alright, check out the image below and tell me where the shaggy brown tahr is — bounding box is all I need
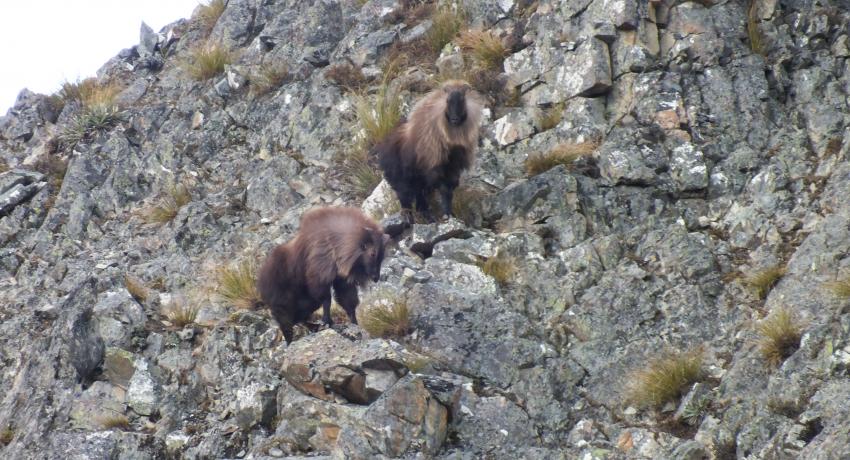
[376,79,484,223]
[257,207,390,344]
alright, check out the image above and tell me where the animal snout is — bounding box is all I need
[449,116,461,124]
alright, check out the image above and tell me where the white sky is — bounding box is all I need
[0,0,201,113]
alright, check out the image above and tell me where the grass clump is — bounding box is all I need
[525,141,598,176]
[326,63,369,93]
[184,43,233,80]
[451,185,488,225]
[97,414,131,431]
[626,349,704,409]
[477,253,517,285]
[743,265,786,300]
[164,297,200,328]
[0,426,13,446]
[824,275,850,299]
[215,259,261,310]
[56,78,124,150]
[354,73,403,149]
[338,150,383,200]
[250,62,289,97]
[359,295,411,339]
[427,5,465,53]
[757,307,802,367]
[456,29,508,70]
[59,78,121,108]
[140,182,192,225]
[197,0,226,34]
[537,102,564,132]
[124,274,150,302]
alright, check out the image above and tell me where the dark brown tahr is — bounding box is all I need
[376,79,484,223]
[257,207,390,344]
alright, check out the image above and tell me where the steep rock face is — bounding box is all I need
[2,0,850,458]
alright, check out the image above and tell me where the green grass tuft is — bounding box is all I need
[625,348,704,409]
[337,151,383,200]
[747,0,765,55]
[743,265,786,300]
[525,141,598,177]
[0,426,13,446]
[197,0,226,34]
[537,102,564,132]
[824,275,850,299]
[250,62,289,97]
[757,307,802,367]
[216,259,261,310]
[426,5,465,53]
[354,70,403,149]
[184,42,233,80]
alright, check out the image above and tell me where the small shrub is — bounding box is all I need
[197,0,226,34]
[354,76,403,149]
[164,297,200,328]
[97,414,130,431]
[757,307,802,367]
[184,43,233,80]
[359,295,411,339]
[0,426,13,446]
[824,275,850,299]
[477,253,517,285]
[325,63,368,93]
[456,29,508,70]
[124,274,150,302]
[626,348,704,409]
[525,141,598,176]
[537,102,564,132]
[743,265,786,300]
[427,5,465,53]
[216,259,261,310]
[681,394,712,425]
[140,182,192,225]
[250,62,289,97]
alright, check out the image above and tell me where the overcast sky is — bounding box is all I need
[0,0,201,113]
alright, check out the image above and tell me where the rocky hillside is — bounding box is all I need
[2,0,850,458]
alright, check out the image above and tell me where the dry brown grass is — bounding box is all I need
[164,297,200,328]
[250,62,289,97]
[359,294,411,339]
[124,274,150,302]
[139,182,192,225]
[60,78,122,109]
[625,348,704,409]
[215,259,261,310]
[325,63,369,93]
[427,5,465,53]
[456,29,508,70]
[184,42,233,80]
[96,414,130,431]
[197,0,226,34]
[452,185,488,225]
[743,265,786,300]
[537,102,564,131]
[824,275,850,299]
[525,141,598,176]
[477,253,517,285]
[757,307,802,367]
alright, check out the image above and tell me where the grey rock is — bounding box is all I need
[127,359,159,416]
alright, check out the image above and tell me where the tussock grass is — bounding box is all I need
[197,0,226,33]
[215,259,261,310]
[60,78,121,108]
[184,43,233,80]
[250,62,289,97]
[140,182,192,224]
[477,253,517,285]
[124,274,150,302]
[626,348,704,409]
[525,141,598,176]
[537,102,564,132]
[747,0,764,55]
[824,275,850,299]
[97,414,130,431]
[757,307,802,367]
[0,426,13,446]
[58,105,123,150]
[325,63,368,93]
[359,295,411,339]
[164,297,200,328]
[354,67,403,149]
[452,185,488,225]
[743,265,786,300]
[427,5,465,53]
[338,151,383,200]
[456,29,508,70]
